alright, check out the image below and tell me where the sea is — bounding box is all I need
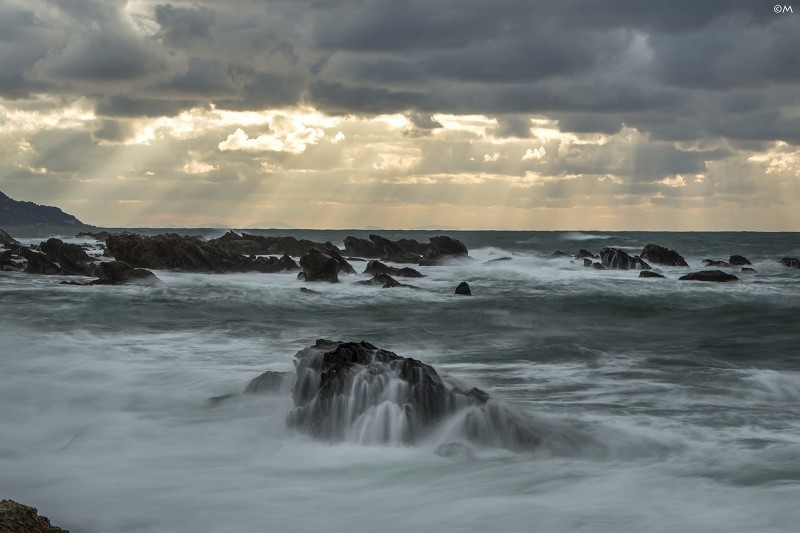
[1,229,799,532]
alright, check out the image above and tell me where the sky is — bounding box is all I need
[0,0,799,230]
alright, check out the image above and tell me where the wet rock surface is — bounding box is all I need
[639,271,666,279]
[0,499,68,533]
[780,257,800,269]
[455,281,472,295]
[679,270,739,282]
[363,260,424,278]
[599,248,651,270]
[640,244,688,267]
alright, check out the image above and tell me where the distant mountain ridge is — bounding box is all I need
[0,191,89,227]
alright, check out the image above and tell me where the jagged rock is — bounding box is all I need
[357,273,404,288]
[244,371,292,394]
[599,248,651,270]
[369,234,423,263]
[314,247,355,275]
[592,262,606,270]
[299,250,339,282]
[741,267,757,273]
[548,250,571,258]
[729,255,751,266]
[0,250,24,271]
[640,244,688,267]
[455,281,472,295]
[40,238,97,276]
[19,247,61,275]
[780,257,800,269]
[0,229,19,248]
[95,261,162,285]
[210,231,341,257]
[679,270,738,282]
[286,340,541,450]
[702,259,731,268]
[0,499,68,532]
[363,260,424,278]
[576,249,596,259]
[583,258,593,267]
[639,271,666,279]
[343,236,384,258]
[426,236,468,259]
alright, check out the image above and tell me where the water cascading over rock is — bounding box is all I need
[286,340,541,451]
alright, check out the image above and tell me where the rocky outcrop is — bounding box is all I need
[95,261,162,285]
[639,271,666,279]
[298,250,340,282]
[0,229,19,248]
[729,255,751,266]
[368,234,423,263]
[576,249,596,259]
[0,499,68,533]
[548,251,571,258]
[210,231,341,257]
[40,238,97,276]
[780,257,800,269]
[343,236,384,258]
[640,244,688,267]
[105,233,299,273]
[0,250,24,271]
[286,340,540,450]
[679,270,738,282]
[19,247,61,275]
[363,260,424,278]
[599,248,651,270]
[344,234,469,265]
[592,262,606,270]
[455,281,472,295]
[583,258,593,268]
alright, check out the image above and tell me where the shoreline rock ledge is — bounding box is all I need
[0,499,68,533]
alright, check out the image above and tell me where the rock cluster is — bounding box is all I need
[0,499,68,533]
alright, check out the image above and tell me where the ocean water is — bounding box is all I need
[1,230,799,532]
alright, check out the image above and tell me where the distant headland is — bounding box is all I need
[0,191,91,228]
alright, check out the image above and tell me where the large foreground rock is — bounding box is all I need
[286,340,540,450]
[679,270,738,282]
[599,248,651,270]
[640,244,688,267]
[298,250,340,282]
[0,499,68,533]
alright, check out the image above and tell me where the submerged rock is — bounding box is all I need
[741,267,757,273]
[286,340,541,450]
[591,262,606,270]
[599,248,651,270]
[357,273,405,288]
[583,258,593,268]
[455,281,472,295]
[548,250,571,258]
[363,260,424,278]
[0,499,68,533]
[245,370,293,394]
[780,257,800,269]
[95,261,161,285]
[702,259,731,268]
[640,244,688,267]
[483,256,512,264]
[679,270,738,282]
[639,271,665,279]
[576,249,596,259]
[729,255,752,266]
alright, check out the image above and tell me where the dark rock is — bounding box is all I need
[591,262,606,270]
[599,248,651,270]
[729,255,752,266]
[76,231,111,241]
[484,256,512,264]
[315,246,355,275]
[426,235,468,259]
[245,370,292,394]
[780,257,800,269]
[95,261,162,285]
[19,247,61,275]
[343,236,384,258]
[40,238,96,276]
[364,260,424,278]
[286,340,540,450]
[455,281,472,295]
[370,234,423,263]
[210,231,342,258]
[702,259,731,268]
[299,287,320,294]
[0,499,68,532]
[0,228,19,248]
[0,190,86,228]
[548,250,572,258]
[640,244,688,267]
[299,250,339,282]
[0,250,24,271]
[741,267,757,273]
[576,249,596,259]
[679,270,739,282]
[583,258,593,268]
[639,271,666,279]
[357,273,404,288]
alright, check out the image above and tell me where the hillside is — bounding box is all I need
[0,191,89,227]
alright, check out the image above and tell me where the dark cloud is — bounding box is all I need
[155,4,215,46]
